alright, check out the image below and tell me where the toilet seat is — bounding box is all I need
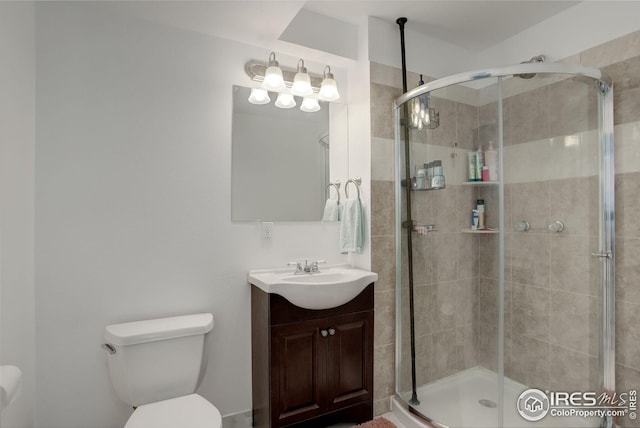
[124,394,222,428]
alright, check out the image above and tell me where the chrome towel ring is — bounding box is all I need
[326,180,341,204]
[345,177,362,199]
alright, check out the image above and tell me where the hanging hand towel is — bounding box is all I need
[340,197,364,254]
[322,198,340,222]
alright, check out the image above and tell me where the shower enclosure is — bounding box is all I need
[393,63,614,428]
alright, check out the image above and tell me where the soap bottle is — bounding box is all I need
[475,145,484,181]
[468,152,478,181]
[477,199,486,229]
[485,141,498,181]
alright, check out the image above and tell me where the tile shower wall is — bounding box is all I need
[370,30,640,426]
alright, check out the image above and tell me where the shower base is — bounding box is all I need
[394,366,598,428]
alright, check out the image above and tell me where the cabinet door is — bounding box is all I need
[271,319,327,426]
[326,311,374,411]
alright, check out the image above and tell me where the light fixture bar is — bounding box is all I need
[245,60,324,92]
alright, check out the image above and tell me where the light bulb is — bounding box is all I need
[262,52,285,91]
[275,93,296,109]
[300,97,321,113]
[318,65,340,101]
[291,59,313,96]
[248,88,271,105]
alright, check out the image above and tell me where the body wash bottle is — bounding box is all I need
[486,141,498,181]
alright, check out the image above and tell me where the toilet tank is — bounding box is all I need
[103,313,214,407]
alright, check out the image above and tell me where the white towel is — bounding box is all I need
[339,197,364,254]
[322,198,340,222]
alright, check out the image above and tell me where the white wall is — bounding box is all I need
[368,2,640,78]
[34,3,370,427]
[0,2,36,428]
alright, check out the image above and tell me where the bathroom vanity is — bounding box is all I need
[250,276,374,428]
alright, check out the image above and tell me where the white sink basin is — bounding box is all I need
[248,265,378,310]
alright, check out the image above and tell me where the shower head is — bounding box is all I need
[514,55,545,79]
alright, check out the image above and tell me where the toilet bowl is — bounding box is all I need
[102,313,222,428]
[124,394,221,428]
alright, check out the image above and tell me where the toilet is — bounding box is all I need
[103,313,222,428]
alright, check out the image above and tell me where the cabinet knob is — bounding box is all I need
[328,328,336,336]
[320,329,328,337]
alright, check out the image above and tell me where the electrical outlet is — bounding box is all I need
[262,222,273,240]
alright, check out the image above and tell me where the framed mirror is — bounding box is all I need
[231,85,348,221]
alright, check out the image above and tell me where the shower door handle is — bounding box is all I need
[591,252,612,259]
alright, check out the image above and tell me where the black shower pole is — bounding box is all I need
[396,16,419,406]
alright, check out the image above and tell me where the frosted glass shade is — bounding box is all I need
[300,97,321,113]
[318,77,339,101]
[262,66,285,91]
[248,88,271,105]
[275,93,296,109]
[291,72,313,96]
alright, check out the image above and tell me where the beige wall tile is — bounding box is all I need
[371,82,402,140]
[512,284,550,341]
[375,290,395,348]
[371,180,395,237]
[509,334,550,390]
[414,284,431,338]
[510,85,549,145]
[615,87,640,125]
[616,172,640,238]
[432,329,461,381]
[456,102,479,151]
[425,96,456,148]
[511,233,550,287]
[431,234,458,283]
[370,62,403,88]
[457,233,478,280]
[580,30,640,69]
[549,346,598,393]
[549,290,599,356]
[616,300,640,370]
[548,77,598,137]
[430,282,457,333]
[510,181,550,233]
[550,235,599,296]
[371,235,395,291]
[374,344,396,401]
[616,237,640,306]
[549,176,598,235]
[477,323,498,372]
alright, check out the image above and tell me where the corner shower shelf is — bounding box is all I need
[462,181,498,186]
[461,228,498,234]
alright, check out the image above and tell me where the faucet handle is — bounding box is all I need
[287,261,304,273]
[310,260,326,272]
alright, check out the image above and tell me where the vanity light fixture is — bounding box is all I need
[300,97,321,113]
[248,88,271,105]
[291,59,313,96]
[262,52,286,91]
[318,66,340,101]
[244,53,340,111]
[275,93,296,109]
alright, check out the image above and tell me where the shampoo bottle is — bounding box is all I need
[468,152,478,181]
[486,141,498,181]
[475,145,484,181]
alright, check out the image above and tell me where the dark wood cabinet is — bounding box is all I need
[251,283,374,428]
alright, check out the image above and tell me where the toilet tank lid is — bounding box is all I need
[104,313,214,346]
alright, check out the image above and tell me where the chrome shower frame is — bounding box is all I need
[393,62,615,428]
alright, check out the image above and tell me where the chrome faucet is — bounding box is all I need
[287,259,326,274]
